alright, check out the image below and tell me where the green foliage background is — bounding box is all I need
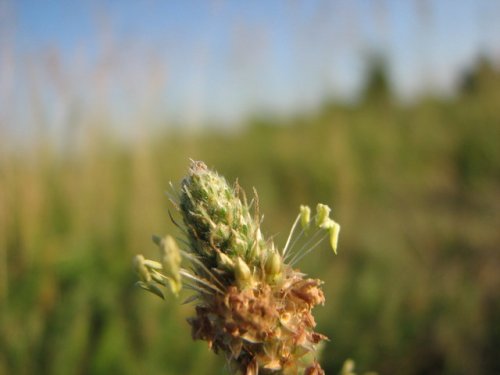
[1,60,499,374]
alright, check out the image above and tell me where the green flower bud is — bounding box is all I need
[214,223,231,241]
[217,251,234,269]
[247,240,261,261]
[233,234,248,256]
[265,252,282,279]
[234,257,252,288]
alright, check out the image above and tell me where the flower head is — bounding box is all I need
[133,160,341,374]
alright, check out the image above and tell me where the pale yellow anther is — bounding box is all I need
[133,254,151,283]
[143,259,163,270]
[159,235,182,295]
[233,235,248,256]
[168,278,182,296]
[159,235,181,271]
[315,203,331,228]
[300,205,311,230]
[320,218,335,230]
[328,221,340,254]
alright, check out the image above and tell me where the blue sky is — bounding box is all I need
[3,0,500,132]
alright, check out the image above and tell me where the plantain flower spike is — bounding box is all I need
[133,160,341,374]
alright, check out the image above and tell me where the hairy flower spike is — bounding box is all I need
[133,160,341,375]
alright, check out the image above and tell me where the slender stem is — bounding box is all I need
[180,269,224,294]
[289,232,328,266]
[284,225,322,263]
[180,250,225,290]
[282,214,300,256]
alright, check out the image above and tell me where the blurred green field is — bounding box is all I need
[1,60,500,375]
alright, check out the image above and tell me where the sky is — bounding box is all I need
[2,0,500,136]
